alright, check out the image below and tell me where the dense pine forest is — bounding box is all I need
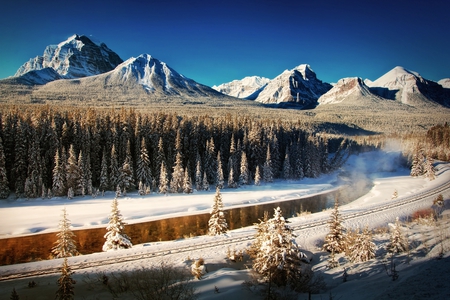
[0,105,358,199]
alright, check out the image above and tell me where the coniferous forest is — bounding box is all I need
[0,105,356,199]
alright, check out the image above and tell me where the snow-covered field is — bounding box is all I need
[1,150,450,299]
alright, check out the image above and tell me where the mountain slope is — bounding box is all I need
[438,78,450,89]
[255,64,332,107]
[212,76,270,99]
[367,66,448,107]
[317,77,382,105]
[13,34,123,84]
[30,54,254,106]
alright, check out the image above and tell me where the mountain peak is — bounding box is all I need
[212,76,270,99]
[13,34,123,84]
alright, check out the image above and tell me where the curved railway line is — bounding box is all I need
[1,165,449,282]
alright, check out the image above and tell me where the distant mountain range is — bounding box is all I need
[1,34,449,108]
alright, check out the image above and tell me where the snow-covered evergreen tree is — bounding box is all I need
[263,145,273,183]
[282,147,292,180]
[239,152,249,185]
[251,207,307,287]
[386,217,408,254]
[208,187,228,235]
[55,257,76,300]
[228,162,237,188]
[202,171,210,191]
[410,147,424,177]
[99,150,109,192]
[118,141,134,194]
[66,145,81,196]
[323,198,346,254]
[170,151,184,193]
[254,165,261,186]
[158,162,169,194]
[195,157,202,191]
[424,156,435,180]
[183,168,193,194]
[102,197,132,251]
[216,151,224,189]
[136,138,152,188]
[109,145,120,190]
[52,208,78,258]
[0,138,11,198]
[348,226,376,263]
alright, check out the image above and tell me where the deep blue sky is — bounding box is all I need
[1,0,449,86]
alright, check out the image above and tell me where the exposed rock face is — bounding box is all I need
[212,76,270,99]
[14,34,123,84]
[367,66,448,107]
[255,64,332,107]
[318,77,377,105]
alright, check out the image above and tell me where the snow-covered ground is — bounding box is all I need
[1,150,450,299]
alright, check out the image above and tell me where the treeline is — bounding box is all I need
[0,106,358,199]
[426,123,450,161]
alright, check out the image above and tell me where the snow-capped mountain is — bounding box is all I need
[317,77,380,105]
[212,76,270,99]
[13,34,123,84]
[34,54,228,101]
[367,66,448,107]
[438,78,450,89]
[254,64,332,107]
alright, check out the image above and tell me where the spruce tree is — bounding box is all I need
[208,187,228,235]
[348,226,376,263]
[52,208,78,258]
[66,145,81,196]
[323,197,346,254]
[228,160,237,188]
[424,156,435,180]
[263,145,273,183]
[282,147,292,180]
[103,198,132,251]
[10,288,19,300]
[216,151,224,189]
[55,257,76,300]
[99,150,109,192]
[170,151,184,193]
[183,167,193,194]
[239,151,249,185]
[158,162,169,194]
[251,207,307,288]
[254,165,261,186]
[109,145,120,190]
[0,137,10,199]
[386,217,408,254]
[202,171,210,191]
[136,138,152,188]
[195,158,202,191]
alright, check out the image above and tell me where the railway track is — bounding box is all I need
[1,167,449,282]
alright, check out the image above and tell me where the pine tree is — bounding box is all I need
[386,217,408,254]
[136,138,152,188]
[348,226,376,263]
[0,137,10,199]
[66,145,81,196]
[424,156,435,180]
[109,145,120,190]
[195,158,202,191]
[102,198,132,251]
[118,141,134,194]
[10,287,19,300]
[254,165,261,186]
[239,152,249,185]
[52,208,78,258]
[183,168,193,194]
[263,145,273,183]
[282,147,292,180]
[55,257,76,300]
[170,151,184,193]
[53,148,67,197]
[154,137,166,185]
[99,150,109,192]
[158,162,169,194]
[216,151,224,189]
[228,161,237,188]
[323,198,346,254]
[202,171,210,191]
[208,187,228,235]
[251,207,307,288]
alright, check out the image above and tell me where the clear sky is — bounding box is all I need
[1,0,449,87]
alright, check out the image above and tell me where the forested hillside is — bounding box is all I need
[0,106,357,199]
